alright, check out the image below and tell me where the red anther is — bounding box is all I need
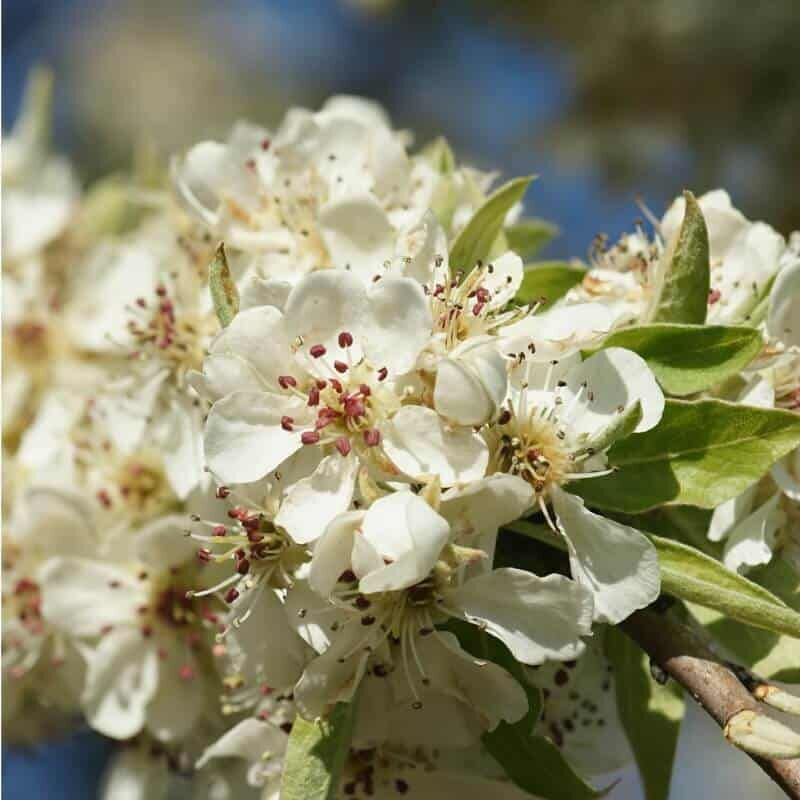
[236,558,251,575]
[315,407,339,429]
[359,383,371,397]
[215,486,231,499]
[261,138,271,150]
[316,379,328,390]
[708,288,722,305]
[247,529,264,543]
[338,331,354,348]
[227,507,248,521]
[13,578,37,595]
[335,437,352,456]
[179,664,195,681]
[141,625,153,638]
[472,301,486,316]
[301,431,321,445]
[330,378,343,393]
[241,515,260,533]
[212,525,227,536]
[156,285,167,297]
[96,489,112,508]
[433,283,445,296]
[244,157,256,171]
[159,299,174,315]
[498,409,512,425]
[343,395,365,419]
[475,286,490,302]
[258,710,270,720]
[278,375,297,389]
[334,360,348,373]
[135,297,147,308]
[307,387,320,406]
[363,428,381,447]
[235,548,246,559]
[224,587,240,604]
[310,344,327,358]
[197,548,212,563]
[377,367,388,381]
[281,415,294,431]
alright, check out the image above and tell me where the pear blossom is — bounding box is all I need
[561,189,790,330]
[195,269,491,544]
[39,516,225,742]
[486,347,664,623]
[172,97,499,289]
[708,258,800,573]
[290,485,592,729]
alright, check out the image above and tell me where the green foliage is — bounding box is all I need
[209,243,239,328]
[280,701,359,800]
[505,218,559,259]
[449,176,534,271]
[653,535,800,638]
[575,399,800,512]
[604,626,684,800]
[597,324,763,396]
[649,191,710,324]
[514,260,586,308]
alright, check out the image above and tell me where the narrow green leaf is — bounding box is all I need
[209,243,239,327]
[653,536,800,638]
[604,626,684,800]
[574,399,800,513]
[506,218,559,259]
[280,701,358,800]
[649,191,709,324]
[597,324,763,396]
[449,176,533,271]
[515,261,586,308]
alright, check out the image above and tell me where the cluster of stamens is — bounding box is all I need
[427,260,530,351]
[278,332,394,459]
[125,284,212,381]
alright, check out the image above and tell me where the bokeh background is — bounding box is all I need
[3,0,799,797]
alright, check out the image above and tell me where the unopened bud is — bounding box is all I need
[724,709,800,759]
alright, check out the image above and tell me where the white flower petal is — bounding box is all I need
[561,347,665,436]
[768,257,800,347]
[723,492,785,573]
[209,305,294,393]
[282,270,369,363]
[16,487,97,558]
[309,511,364,597]
[552,486,661,624]
[484,251,523,309]
[82,628,159,739]
[40,557,146,637]
[358,492,450,593]
[134,514,199,568]
[772,450,800,502]
[196,718,287,771]
[239,276,293,312]
[382,405,489,485]
[100,747,169,800]
[363,276,432,374]
[275,453,358,544]
[152,391,203,500]
[435,337,507,426]
[318,194,395,275]
[446,568,592,665]
[204,391,306,484]
[708,484,759,543]
[145,641,203,743]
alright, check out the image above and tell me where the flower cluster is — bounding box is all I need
[4,71,799,800]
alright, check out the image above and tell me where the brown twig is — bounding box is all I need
[621,607,800,798]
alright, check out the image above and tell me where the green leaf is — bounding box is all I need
[574,399,800,513]
[693,558,800,677]
[506,218,559,259]
[649,191,709,324]
[597,324,763,396]
[515,261,586,308]
[280,701,358,800]
[604,626,684,800]
[450,621,603,799]
[653,536,800,639]
[449,176,534,271]
[209,243,239,327]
